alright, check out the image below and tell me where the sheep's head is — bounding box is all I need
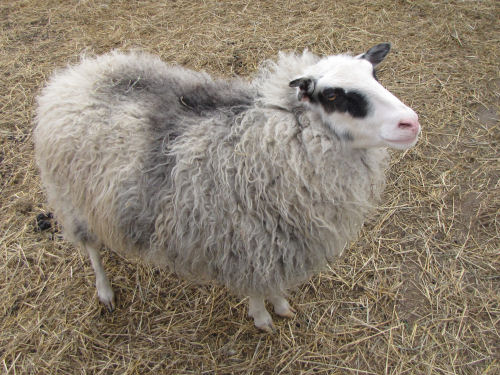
[290,43,420,149]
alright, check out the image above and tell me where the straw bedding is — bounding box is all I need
[0,0,498,373]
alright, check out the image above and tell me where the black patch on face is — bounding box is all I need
[372,68,378,82]
[316,87,369,118]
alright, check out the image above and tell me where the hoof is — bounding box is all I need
[248,299,275,333]
[254,316,276,333]
[275,305,296,319]
[272,297,296,319]
[97,287,115,312]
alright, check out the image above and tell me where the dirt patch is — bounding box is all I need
[475,104,499,128]
[459,191,483,228]
[396,262,428,326]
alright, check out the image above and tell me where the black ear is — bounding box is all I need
[360,43,391,66]
[289,77,315,101]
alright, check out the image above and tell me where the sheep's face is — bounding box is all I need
[290,43,420,150]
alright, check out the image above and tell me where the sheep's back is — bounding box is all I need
[34,52,254,256]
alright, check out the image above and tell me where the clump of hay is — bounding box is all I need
[0,0,498,373]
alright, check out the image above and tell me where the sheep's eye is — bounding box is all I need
[323,89,337,101]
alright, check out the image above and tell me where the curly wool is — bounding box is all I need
[34,51,388,298]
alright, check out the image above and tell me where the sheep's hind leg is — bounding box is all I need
[248,296,275,332]
[268,295,296,318]
[85,243,115,311]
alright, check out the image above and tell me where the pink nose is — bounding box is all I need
[398,118,420,134]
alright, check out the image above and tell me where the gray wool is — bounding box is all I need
[34,50,388,298]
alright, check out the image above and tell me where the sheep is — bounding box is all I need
[34,43,420,332]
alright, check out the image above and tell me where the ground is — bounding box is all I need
[0,0,498,374]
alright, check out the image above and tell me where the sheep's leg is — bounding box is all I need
[85,244,115,311]
[268,295,296,318]
[248,296,275,332]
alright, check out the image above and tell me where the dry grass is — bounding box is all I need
[1,0,499,374]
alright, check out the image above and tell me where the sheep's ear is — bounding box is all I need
[359,43,391,66]
[289,77,315,101]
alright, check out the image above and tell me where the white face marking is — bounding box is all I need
[300,54,421,149]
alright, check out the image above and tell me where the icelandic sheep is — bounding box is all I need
[34,43,420,332]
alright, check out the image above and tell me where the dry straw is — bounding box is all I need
[1,0,498,374]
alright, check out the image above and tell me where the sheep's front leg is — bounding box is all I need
[85,244,115,311]
[268,295,296,318]
[248,296,275,332]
